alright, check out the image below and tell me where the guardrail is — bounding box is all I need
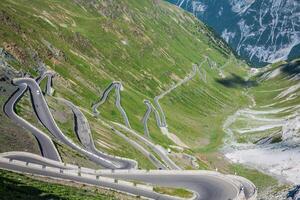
[0,157,153,192]
[227,175,258,200]
[95,169,222,175]
[0,156,257,200]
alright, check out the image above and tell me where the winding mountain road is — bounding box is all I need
[1,64,258,199]
[154,65,198,128]
[57,98,137,169]
[92,81,131,128]
[142,62,206,147]
[37,72,167,170]
[36,72,139,169]
[10,77,128,169]
[0,152,257,200]
[113,123,181,170]
[36,70,54,96]
[3,83,61,161]
[143,61,207,134]
[89,80,180,169]
[142,100,162,137]
[142,100,152,137]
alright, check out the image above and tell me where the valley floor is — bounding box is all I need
[222,61,300,198]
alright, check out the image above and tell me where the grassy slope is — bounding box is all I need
[252,62,300,109]
[0,0,245,164]
[0,169,137,200]
[231,60,300,143]
[224,60,300,193]
[0,0,280,197]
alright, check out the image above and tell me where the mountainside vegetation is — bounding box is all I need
[0,0,247,168]
[1,0,298,199]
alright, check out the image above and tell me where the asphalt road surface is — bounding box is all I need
[1,74,257,200]
[0,154,257,200]
[3,83,61,161]
[11,78,133,169]
[92,81,131,128]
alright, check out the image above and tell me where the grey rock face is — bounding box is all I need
[167,0,300,66]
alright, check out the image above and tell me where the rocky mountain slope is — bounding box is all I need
[168,0,300,66]
[223,59,300,196]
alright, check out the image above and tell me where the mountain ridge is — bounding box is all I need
[167,0,300,67]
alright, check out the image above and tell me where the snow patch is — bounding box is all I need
[225,144,300,184]
[229,0,256,14]
[191,1,207,13]
[275,82,300,99]
[221,29,236,43]
[262,67,282,80]
[223,102,300,183]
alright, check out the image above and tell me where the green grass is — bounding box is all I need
[46,96,83,146]
[0,0,242,138]
[0,169,136,200]
[223,61,299,193]
[160,76,249,152]
[1,0,295,198]
[229,164,277,191]
[83,112,156,170]
[229,62,300,145]
[154,186,194,198]
[0,0,254,171]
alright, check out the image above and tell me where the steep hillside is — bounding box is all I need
[0,0,249,165]
[168,0,300,66]
[0,169,138,200]
[224,59,300,183]
[0,0,288,199]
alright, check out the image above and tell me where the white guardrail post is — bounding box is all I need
[2,157,167,196]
